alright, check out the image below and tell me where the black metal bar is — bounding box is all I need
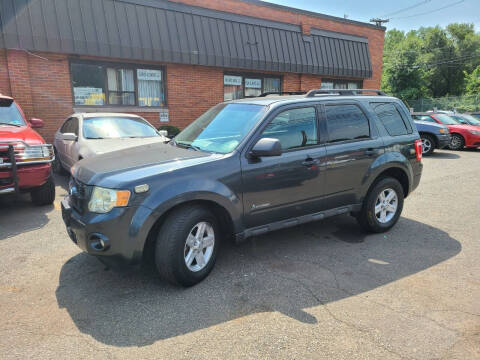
[7,145,19,194]
[259,91,307,97]
[305,89,387,97]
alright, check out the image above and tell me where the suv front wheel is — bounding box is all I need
[356,177,404,233]
[155,205,219,287]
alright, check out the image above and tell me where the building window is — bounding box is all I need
[321,79,363,90]
[224,73,281,101]
[71,61,165,107]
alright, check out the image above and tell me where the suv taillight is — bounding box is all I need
[414,139,422,162]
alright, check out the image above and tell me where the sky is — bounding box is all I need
[261,0,480,32]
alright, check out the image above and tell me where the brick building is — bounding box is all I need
[0,0,385,142]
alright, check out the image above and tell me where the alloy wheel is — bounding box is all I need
[421,138,432,154]
[375,188,398,224]
[183,221,215,272]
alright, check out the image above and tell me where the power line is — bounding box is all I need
[380,0,433,18]
[390,0,466,20]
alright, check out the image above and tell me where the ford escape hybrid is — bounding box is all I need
[61,89,423,287]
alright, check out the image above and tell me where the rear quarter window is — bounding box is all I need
[372,102,411,136]
[325,104,370,143]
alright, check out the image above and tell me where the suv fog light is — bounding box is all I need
[89,233,110,252]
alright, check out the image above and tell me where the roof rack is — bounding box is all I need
[259,91,307,97]
[305,89,387,97]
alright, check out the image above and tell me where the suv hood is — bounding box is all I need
[0,125,45,145]
[84,136,167,156]
[414,120,447,130]
[74,142,220,185]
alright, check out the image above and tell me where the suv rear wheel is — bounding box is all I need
[356,177,404,233]
[155,205,219,287]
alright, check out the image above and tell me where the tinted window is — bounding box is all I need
[325,105,370,143]
[60,118,75,133]
[372,103,408,136]
[435,114,459,125]
[415,115,436,123]
[260,107,318,150]
[83,117,158,139]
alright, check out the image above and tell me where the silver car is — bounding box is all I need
[53,113,168,174]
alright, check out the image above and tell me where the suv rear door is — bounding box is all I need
[241,104,327,228]
[322,102,384,208]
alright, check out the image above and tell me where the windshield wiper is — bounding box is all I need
[0,122,21,127]
[175,141,202,151]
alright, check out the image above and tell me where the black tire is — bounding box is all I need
[420,134,435,156]
[449,134,465,150]
[356,177,404,233]
[31,176,55,206]
[52,148,67,175]
[155,205,219,287]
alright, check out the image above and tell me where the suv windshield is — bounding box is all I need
[0,103,26,126]
[83,117,158,139]
[175,103,266,154]
[434,114,459,125]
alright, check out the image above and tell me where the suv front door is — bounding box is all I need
[241,105,327,228]
[323,102,384,208]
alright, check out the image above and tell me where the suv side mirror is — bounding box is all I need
[62,133,78,142]
[251,138,282,157]
[30,118,44,128]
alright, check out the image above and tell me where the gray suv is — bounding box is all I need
[61,89,423,286]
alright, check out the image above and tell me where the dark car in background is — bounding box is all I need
[413,119,450,155]
[61,89,423,287]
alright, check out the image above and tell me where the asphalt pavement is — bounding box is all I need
[0,149,479,359]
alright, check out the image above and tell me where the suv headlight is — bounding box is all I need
[88,186,131,213]
[469,130,480,135]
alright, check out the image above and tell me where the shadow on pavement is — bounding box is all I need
[428,151,460,159]
[0,174,69,240]
[56,215,461,346]
[0,193,53,240]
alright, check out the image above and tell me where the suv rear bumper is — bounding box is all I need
[61,197,147,267]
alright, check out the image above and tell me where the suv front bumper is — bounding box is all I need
[437,134,451,149]
[61,196,146,268]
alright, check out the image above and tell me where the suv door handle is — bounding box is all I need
[302,157,317,167]
[365,148,376,156]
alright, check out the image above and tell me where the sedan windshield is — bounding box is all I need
[0,103,26,126]
[434,114,460,125]
[83,117,159,139]
[174,103,267,154]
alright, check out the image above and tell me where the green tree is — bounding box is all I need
[464,65,480,95]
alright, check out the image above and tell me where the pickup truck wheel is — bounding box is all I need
[356,177,404,233]
[420,134,435,156]
[31,176,55,206]
[155,205,219,287]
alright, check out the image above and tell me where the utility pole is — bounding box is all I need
[370,18,389,27]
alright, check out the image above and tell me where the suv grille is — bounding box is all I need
[69,178,90,214]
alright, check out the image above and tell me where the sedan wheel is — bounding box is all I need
[450,134,465,150]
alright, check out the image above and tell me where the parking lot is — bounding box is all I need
[0,149,479,360]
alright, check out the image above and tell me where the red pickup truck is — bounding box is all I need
[0,94,55,205]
